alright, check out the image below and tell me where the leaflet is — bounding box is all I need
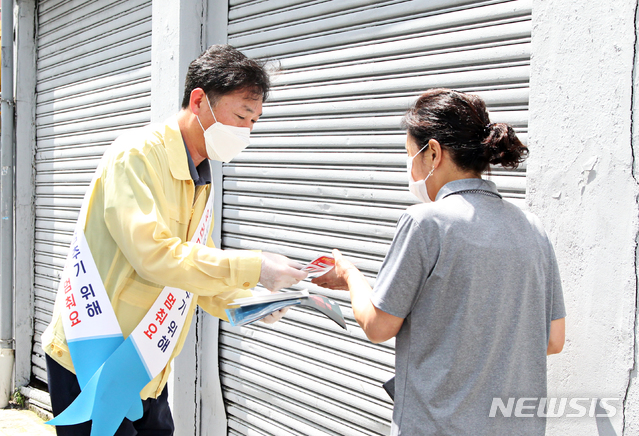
[301,255,335,278]
[231,289,309,307]
[226,289,346,329]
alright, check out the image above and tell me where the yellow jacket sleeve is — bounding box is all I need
[100,141,261,297]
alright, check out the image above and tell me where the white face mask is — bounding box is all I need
[407,145,435,203]
[196,96,251,163]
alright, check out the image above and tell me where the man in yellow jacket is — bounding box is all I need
[42,44,307,436]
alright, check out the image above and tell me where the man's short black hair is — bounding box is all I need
[181,44,270,109]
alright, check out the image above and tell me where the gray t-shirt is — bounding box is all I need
[371,178,565,436]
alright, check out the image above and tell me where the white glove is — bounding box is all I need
[259,252,308,292]
[260,306,290,324]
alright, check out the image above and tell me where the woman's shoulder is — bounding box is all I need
[405,196,551,240]
[405,195,474,222]
[508,204,546,231]
[520,209,555,244]
[496,202,555,250]
[402,202,455,230]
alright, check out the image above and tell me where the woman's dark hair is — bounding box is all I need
[181,44,270,109]
[401,88,528,173]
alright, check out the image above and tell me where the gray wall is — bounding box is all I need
[199,0,228,433]
[14,0,37,389]
[150,0,230,433]
[529,0,638,434]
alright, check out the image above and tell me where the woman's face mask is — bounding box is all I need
[196,95,251,163]
[407,144,435,203]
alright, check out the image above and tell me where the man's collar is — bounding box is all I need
[164,116,192,181]
[184,141,212,186]
[164,116,212,185]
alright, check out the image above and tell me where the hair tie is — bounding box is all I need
[484,123,494,135]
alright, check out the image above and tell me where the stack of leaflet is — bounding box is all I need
[225,289,346,329]
[225,255,346,329]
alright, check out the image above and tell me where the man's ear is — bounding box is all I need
[428,139,443,169]
[189,88,206,116]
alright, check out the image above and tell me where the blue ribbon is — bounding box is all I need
[48,337,150,434]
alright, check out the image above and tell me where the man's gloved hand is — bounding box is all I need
[259,252,308,292]
[260,307,289,324]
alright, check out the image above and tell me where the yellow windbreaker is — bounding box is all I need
[41,116,261,399]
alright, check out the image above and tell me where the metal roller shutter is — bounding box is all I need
[220,1,531,434]
[32,0,152,383]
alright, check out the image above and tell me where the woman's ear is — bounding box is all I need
[428,139,443,169]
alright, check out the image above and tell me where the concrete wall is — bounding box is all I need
[14,0,36,390]
[150,1,230,433]
[199,0,229,435]
[528,1,639,435]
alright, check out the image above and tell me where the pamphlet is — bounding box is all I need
[225,290,346,329]
[231,290,310,307]
[301,255,335,278]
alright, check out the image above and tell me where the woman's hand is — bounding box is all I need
[311,249,360,290]
[313,249,403,343]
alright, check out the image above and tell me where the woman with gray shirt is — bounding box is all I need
[313,89,565,435]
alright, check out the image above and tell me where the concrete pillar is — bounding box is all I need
[151,0,208,434]
[14,0,37,391]
[199,3,229,435]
